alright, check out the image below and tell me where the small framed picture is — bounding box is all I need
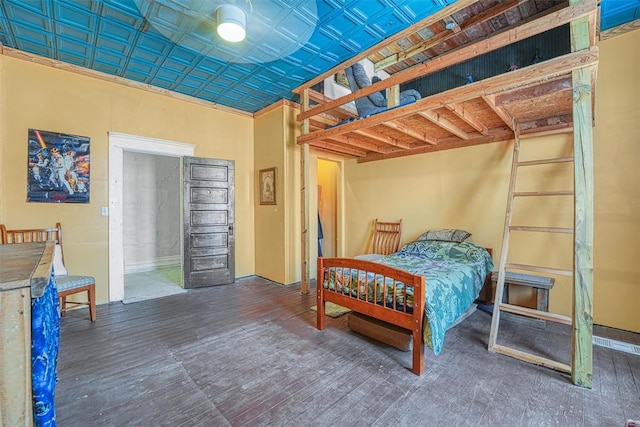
[335,69,350,88]
[259,167,276,205]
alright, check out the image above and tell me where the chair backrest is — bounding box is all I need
[370,219,402,255]
[1,223,64,263]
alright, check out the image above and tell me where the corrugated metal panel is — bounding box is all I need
[401,26,570,97]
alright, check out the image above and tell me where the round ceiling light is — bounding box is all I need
[216,4,246,42]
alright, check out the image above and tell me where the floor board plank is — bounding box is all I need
[55,276,640,426]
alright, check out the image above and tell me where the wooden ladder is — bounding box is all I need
[488,125,574,374]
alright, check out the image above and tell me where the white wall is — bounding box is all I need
[323,59,390,106]
[123,152,180,273]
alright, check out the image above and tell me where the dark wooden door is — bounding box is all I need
[183,157,235,288]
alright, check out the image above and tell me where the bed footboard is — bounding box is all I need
[316,257,426,375]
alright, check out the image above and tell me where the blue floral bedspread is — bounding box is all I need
[324,240,493,355]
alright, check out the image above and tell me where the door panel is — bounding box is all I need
[183,157,235,288]
[191,187,228,204]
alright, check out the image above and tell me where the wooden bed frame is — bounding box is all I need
[316,257,427,375]
[317,247,494,375]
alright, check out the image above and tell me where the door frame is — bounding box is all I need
[108,132,195,302]
[316,158,341,258]
[314,154,345,261]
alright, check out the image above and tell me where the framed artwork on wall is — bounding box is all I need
[259,167,276,205]
[335,69,350,88]
[27,128,90,203]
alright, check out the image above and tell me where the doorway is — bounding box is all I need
[122,152,184,303]
[108,133,195,302]
[317,158,340,258]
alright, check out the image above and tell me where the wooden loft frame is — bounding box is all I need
[294,0,598,162]
[295,0,597,387]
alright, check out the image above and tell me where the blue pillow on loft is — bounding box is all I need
[371,75,386,99]
[345,63,421,117]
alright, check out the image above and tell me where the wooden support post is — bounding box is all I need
[570,0,595,388]
[300,89,311,294]
[387,85,400,108]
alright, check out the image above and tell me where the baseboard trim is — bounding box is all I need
[124,256,180,274]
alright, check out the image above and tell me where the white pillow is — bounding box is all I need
[53,244,68,276]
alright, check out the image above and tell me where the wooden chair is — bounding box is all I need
[354,218,402,261]
[0,223,96,321]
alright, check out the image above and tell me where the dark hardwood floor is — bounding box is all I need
[56,276,640,426]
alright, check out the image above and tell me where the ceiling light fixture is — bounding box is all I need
[216,4,246,42]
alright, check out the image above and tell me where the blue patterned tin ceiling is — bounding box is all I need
[600,0,640,31]
[0,0,637,114]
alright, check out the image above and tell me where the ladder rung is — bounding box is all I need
[505,263,573,277]
[509,226,573,234]
[517,157,574,166]
[492,344,571,374]
[498,303,572,325]
[513,190,574,197]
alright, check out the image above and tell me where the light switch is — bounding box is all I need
[101,207,109,217]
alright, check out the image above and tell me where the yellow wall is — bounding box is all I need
[253,103,306,285]
[592,30,640,332]
[0,55,255,304]
[343,139,511,259]
[254,103,344,285]
[0,56,5,224]
[339,29,640,333]
[254,106,286,283]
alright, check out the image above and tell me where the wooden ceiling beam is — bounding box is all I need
[482,94,516,130]
[436,129,502,145]
[359,127,514,163]
[297,0,595,122]
[600,19,640,41]
[445,103,490,135]
[308,118,329,131]
[326,135,392,154]
[306,88,324,104]
[307,88,358,118]
[520,126,574,138]
[307,140,365,157]
[374,0,525,72]
[382,120,438,145]
[418,110,469,139]
[353,129,412,149]
[519,114,573,134]
[494,77,572,106]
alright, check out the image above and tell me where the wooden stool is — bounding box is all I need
[491,271,554,311]
[491,271,554,328]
